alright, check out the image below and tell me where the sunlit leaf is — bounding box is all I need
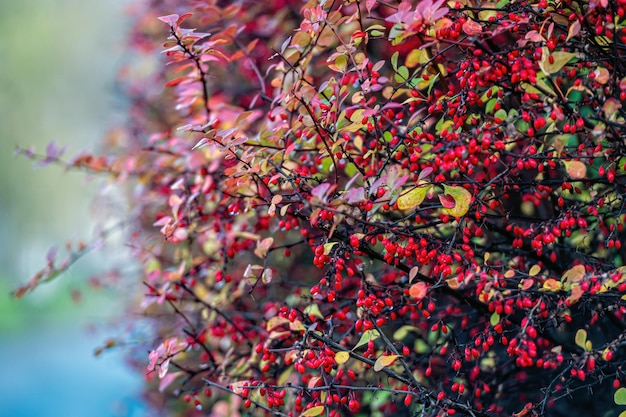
[267,316,290,331]
[441,185,472,217]
[397,186,429,210]
[374,354,398,371]
[335,351,350,365]
[301,406,325,417]
[540,48,577,74]
[542,279,562,292]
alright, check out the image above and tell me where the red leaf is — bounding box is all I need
[438,193,456,209]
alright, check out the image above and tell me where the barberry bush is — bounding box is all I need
[16,0,626,416]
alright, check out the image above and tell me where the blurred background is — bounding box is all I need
[0,0,147,415]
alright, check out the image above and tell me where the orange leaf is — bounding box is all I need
[409,282,427,300]
[542,278,562,292]
[374,354,398,371]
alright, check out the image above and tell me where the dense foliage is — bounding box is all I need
[17,0,626,416]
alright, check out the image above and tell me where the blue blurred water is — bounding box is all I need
[0,326,146,417]
[0,0,150,415]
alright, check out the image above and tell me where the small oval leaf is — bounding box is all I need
[575,329,587,350]
[529,265,541,277]
[374,354,398,371]
[335,351,350,365]
[615,387,626,405]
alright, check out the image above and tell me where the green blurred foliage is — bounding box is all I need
[0,0,129,331]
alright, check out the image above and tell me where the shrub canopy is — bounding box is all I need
[17,0,626,416]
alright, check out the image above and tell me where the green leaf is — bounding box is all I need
[323,242,338,255]
[393,325,419,341]
[494,109,507,121]
[354,329,379,350]
[304,304,324,320]
[395,66,409,83]
[575,329,587,350]
[391,51,399,71]
[614,387,626,405]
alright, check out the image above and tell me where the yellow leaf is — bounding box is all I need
[266,316,290,331]
[397,186,429,210]
[335,351,350,365]
[374,354,399,371]
[540,48,577,74]
[301,406,325,417]
[290,320,306,331]
[529,265,541,276]
[406,49,427,67]
[441,185,472,217]
[542,278,562,292]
